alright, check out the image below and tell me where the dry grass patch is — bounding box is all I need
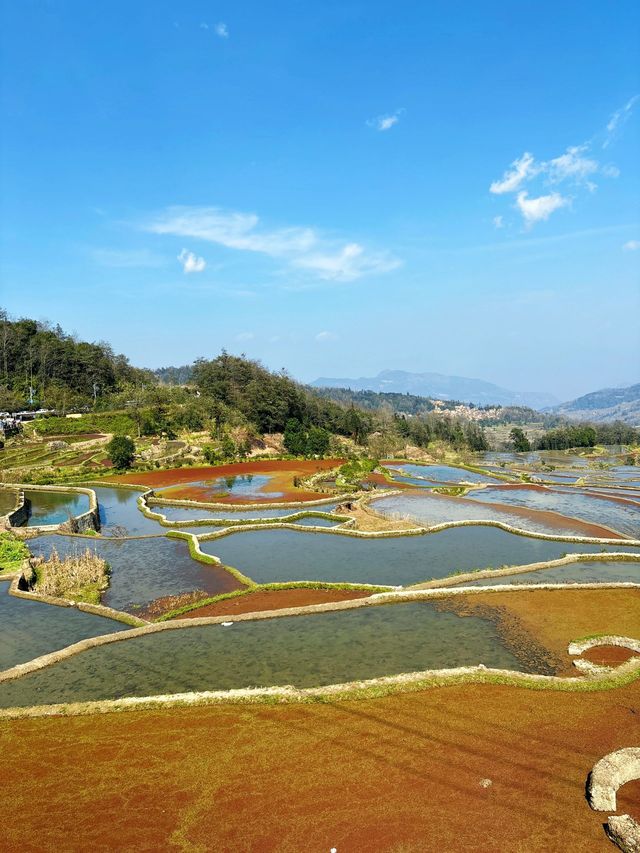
[33,546,110,604]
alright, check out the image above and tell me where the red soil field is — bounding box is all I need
[109,458,343,503]
[178,587,374,619]
[581,645,640,667]
[1,681,639,851]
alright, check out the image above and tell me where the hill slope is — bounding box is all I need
[551,383,640,425]
[312,370,557,409]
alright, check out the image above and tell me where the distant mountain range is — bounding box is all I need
[311,370,558,409]
[549,382,640,426]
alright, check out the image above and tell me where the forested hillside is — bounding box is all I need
[0,310,151,410]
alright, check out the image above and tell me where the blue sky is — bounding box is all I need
[1,0,639,401]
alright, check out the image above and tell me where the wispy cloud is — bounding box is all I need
[604,95,639,148]
[91,248,166,268]
[235,331,254,342]
[315,331,337,342]
[492,215,504,229]
[215,22,229,38]
[177,248,206,273]
[367,108,404,132]
[490,152,539,195]
[145,206,401,282]
[516,191,569,227]
[623,240,640,251]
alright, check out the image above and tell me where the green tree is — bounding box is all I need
[106,435,135,469]
[510,427,531,452]
[283,418,307,455]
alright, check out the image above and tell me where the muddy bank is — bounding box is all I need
[434,598,564,676]
[176,587,374,619]
[443,588,640,677]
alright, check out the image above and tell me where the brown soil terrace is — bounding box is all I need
[109,458,344,503]
[177,587,374,619]
[1,679,639,851]
[581,645,640,667]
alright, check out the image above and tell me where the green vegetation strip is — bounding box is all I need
[165,531,255,587]
[0,532,30,574]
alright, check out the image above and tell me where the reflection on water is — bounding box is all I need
[93,487,165,536]
[373,492,592,537]
[158,474,285,502]
[468,486,640,537]
[0,601,532,708]
[23,490,89,526]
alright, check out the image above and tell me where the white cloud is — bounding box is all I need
[147,206,401,282]
[235,331,254,341]
[516,191,569,226]
[490,152,538,194]
[492,215,504,229]
[367,108,404,132]
[315,331,337,342]
[215,22,229,38]
[623,240,640,251]
[177,248,206,273]
[547,145,598,184]
[604,95,639,147]
[490,123,624,225]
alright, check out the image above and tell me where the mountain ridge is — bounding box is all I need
[549,382,640,426]
[311,369,558,409]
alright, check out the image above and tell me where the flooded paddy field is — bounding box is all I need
[108,459,343,503]
[27,534,241,612]
[455,560,640,587]
[370,491,612,538]
[467,484,640,538]
[0,580,126,670]
[198,526,640,587]
[22,489,89,527]
[0,600,533,708]
[385,462,501,485]
[92,487,166,536]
